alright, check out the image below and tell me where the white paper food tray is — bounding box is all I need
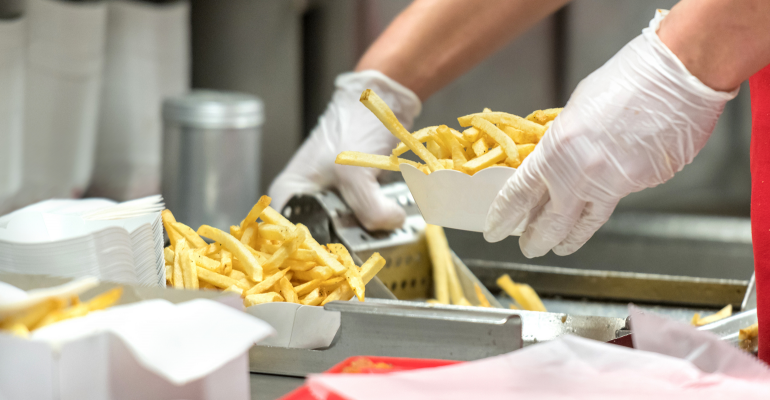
[246,302,340,349]
[399,164,527,235]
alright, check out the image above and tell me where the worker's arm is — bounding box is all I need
[271,0,567,230]
[658,0,770,92]
[484,1,767,256]
[356,0,571,101]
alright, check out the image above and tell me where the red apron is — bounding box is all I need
[750,65,770,362]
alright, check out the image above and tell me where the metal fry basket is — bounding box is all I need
[283,182,500,306]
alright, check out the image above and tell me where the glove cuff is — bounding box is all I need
[335,70,422,128]
[643,9,739,101]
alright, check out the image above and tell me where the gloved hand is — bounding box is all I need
[268,70,422,231]
[484,11,738,257]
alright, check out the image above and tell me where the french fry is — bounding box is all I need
[327,243,365,301]
[230,225,243,240]
[336,151,425,172]
[259,223,292,241]
[172,238,187,289]
[471,116,520,167]
[162,209,183,248]
[322,283,354,306]
[180,249,199,289]
[164,247,175,264]
[289,280,318,298]
[517,143,536,160]
[393,126,438,156]
[472,137,489,157]
[320,276,346,291]
[263,226,306,271]
[192,253,221,273]
[240,195,271,231]
[427,140,443,159]
[458,111,546,139]
[360,252,386,284]
[474,284,491,308]
[462,127,481,142]
[301,288,323,306]
[260,206,294,228]
[299,225,347,275]
[425,224,450,304]
[221,249,233,275]
[246,269,289,296]
[463,146,507,174]
[279,277,299,303]
[294,266,334,282]
[223,285,244,296]
[740,323,759,341]
[198,225,263,282]
[172,222,208,249]
[285,259,317,272]
[198,267,249,291]
[244,292,284,307]
[360,89,444,172]
[501,125,539,144]
[196,242,221,256]
[240,225,257,246]
[525,108,563,125]
[497,274,547,312]
[437,125,468,173]
[692,304,732,327]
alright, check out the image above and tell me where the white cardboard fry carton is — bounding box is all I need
[246,302,341,349]
[0,274,275,400]
[399,164,528,235]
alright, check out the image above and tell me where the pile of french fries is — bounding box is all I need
[0,287,123,337]
[336,89,562,175]
[162,195,386,308]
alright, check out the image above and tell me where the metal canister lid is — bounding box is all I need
[162,90,264,129]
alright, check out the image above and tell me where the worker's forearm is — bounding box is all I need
[355,0,570,101]
[659,0,770,92]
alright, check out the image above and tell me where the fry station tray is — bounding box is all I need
[247,182,759,383]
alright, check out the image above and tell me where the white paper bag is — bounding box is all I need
[0,17,25,214]
[90,0,190,201]
[16,0,107,207]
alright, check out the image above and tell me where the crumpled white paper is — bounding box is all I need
[307,306,770,399]
[28,298,274,385]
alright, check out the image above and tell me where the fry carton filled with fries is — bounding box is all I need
[161,194,386,348]
[0,275,273,400]
[336,89,561,234]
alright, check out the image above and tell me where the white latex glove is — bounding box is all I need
[484,11,738,257]
[268,70,421,231]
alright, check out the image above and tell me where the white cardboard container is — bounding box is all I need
[246,302,341,349]
[399,164,527,235]
[0,274,273,400]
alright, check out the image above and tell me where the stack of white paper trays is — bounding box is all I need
[0,195,165,286]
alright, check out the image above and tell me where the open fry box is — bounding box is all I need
[0,272,264,400]
[399,164,527,235]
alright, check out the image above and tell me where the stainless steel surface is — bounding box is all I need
[742,273,757,311]
[697,309,758,351]
[249,299,523,377]
[448,213,755,282]
[467,259,748,308]
[250,373,304,400]
[162,90,264,230]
